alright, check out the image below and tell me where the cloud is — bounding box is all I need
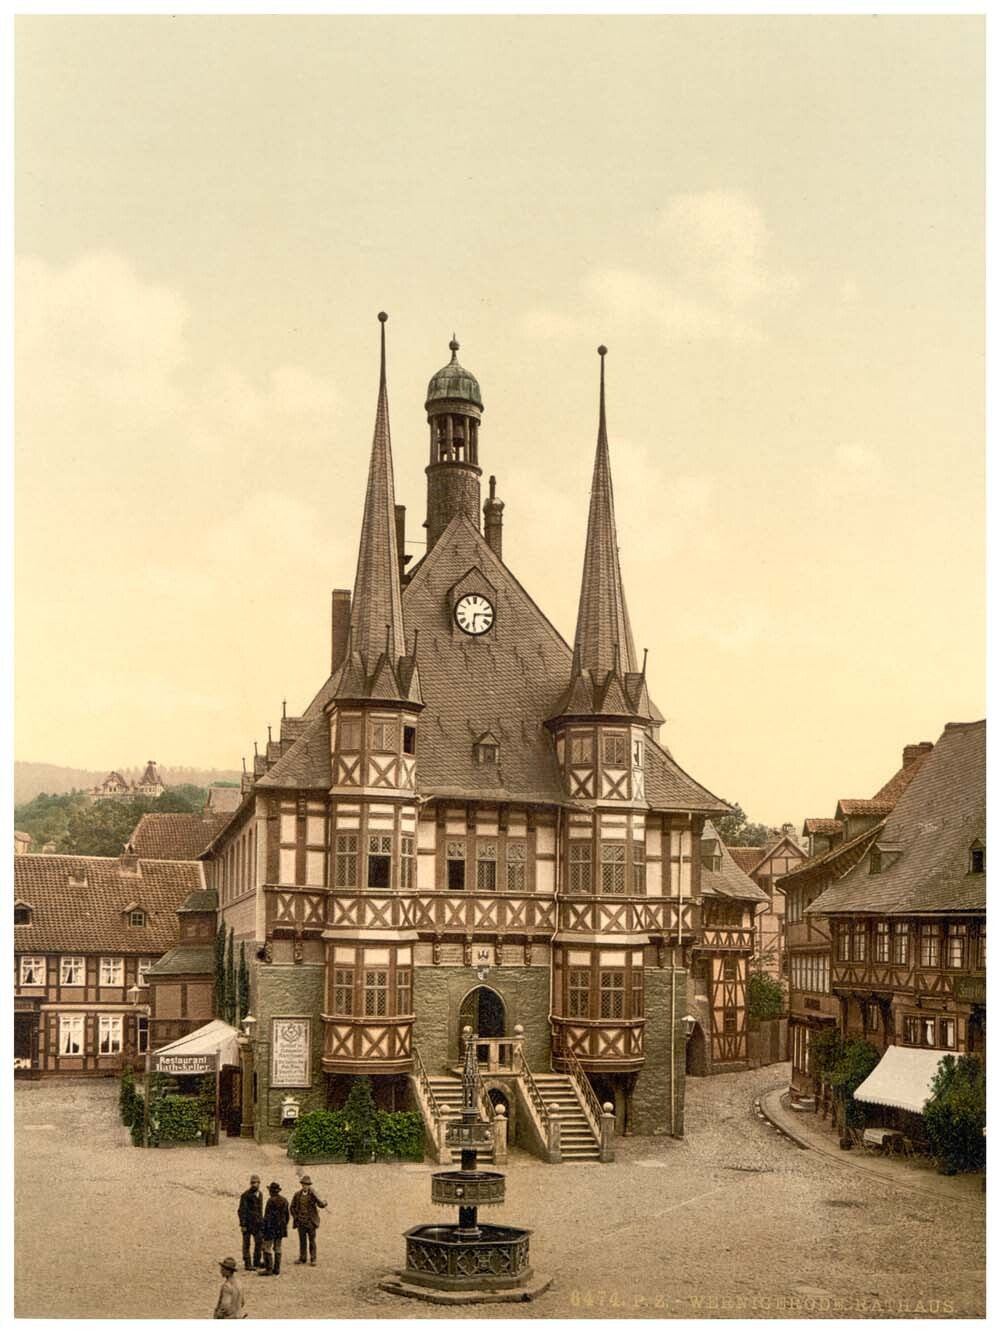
[522,190,799,345]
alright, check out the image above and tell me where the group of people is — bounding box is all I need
[214,1173,328,1318]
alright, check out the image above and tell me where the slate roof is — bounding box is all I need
[777,821,885,890]
[179,888,218,913]
[145,944,214,977]
[128,813,233,860]
[276,514,727,814]
[13,854,204,953]
[807,721,986,917]
[702,824,769,902]
[726,846,765,875]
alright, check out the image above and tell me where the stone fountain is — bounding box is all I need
[379,1027,551,1304]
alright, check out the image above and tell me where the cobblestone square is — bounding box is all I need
[14,1066,985,1319]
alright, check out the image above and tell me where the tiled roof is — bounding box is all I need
[807,721,986,917]
[836,798,895,818]
[128,813,233,860]
[725,846,765,875]
[146,944,214,977]
[778,821,884,890]
[13,854,204,953]
[179,889,218,913]
[205,786,242,814]
[803,818,843,835]
[702,824,769,902]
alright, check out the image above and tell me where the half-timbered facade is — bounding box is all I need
[208,319,731,1145]
[807,721,985,1077]
[725,834,805,981]
[688,823,768,1072]
[13,852,204,1075]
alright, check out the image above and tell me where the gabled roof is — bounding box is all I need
[836,798,895,818]
[701,823,770,902]
[13,854,204,952]
[807,721,985,916]
[128,812,233,860]
[102,771,131,788]
[779,820,884,891]
[803,818,843,836]
[726,845,765,875]
[145,944,214,977]
[205,786,242,814]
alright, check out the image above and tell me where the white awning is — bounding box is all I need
[853,1044,946,1115]
[152,1019,241,1072]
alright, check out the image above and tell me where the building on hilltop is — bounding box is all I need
[204,318,732,1150]
[91,760,165,802]
[14,830,32,856]
[13,851,205,1075]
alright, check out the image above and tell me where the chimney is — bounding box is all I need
[330,589,352,673]
[903,741,934,767]
[395,504,411,586]
[483,475,505,560]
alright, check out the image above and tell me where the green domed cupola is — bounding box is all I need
[425,338,484,410]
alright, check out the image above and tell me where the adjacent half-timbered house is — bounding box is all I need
[13,852,204,1075]
[807,722,985,1071]
[688,823,768,1072]
[725,834,806,981]
[206,319,732,1147]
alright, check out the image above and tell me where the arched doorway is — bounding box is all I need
[686,1021,708,1076]
[458,986,507,1043]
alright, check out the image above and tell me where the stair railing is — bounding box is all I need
[515,1047,551,1135]
[560,1044,604,1144]
[411,1043,448,1162]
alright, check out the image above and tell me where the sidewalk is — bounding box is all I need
[757,1085,984,1205]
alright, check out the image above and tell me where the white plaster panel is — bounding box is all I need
[417,853,437,890]
[536,827,555,855]
[535,859,555,894]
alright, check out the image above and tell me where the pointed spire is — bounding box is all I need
[346,312,406,674]
[572,345,637,679]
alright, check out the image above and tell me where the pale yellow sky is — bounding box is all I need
[14,16,984,828]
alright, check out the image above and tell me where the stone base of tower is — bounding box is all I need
[628,963,688,1137]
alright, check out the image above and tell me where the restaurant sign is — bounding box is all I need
[952,974,986,1005]
[271,1017,311,1088]
[155,1053,217,1075]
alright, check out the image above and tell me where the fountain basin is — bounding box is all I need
[402,1223,533,1291]
[431,1170,505,1208]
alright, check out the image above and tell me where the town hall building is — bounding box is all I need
[207,316,733,1150]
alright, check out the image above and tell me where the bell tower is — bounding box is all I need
[424,337,484,551]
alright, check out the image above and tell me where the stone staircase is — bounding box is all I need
[427,1074,496,1164]
[530,1072,601,1161]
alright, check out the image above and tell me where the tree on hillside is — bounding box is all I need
[716,802,774,848]
[14,791,90,849]
[155,784,207,813]
[63,798,158,857]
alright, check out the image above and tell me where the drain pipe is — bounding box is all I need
[670,944,677,1136]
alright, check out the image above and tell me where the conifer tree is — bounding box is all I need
[224,926,236,1025]
[237,942,250,1024]
[213,921,226,1018]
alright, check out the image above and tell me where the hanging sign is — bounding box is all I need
[271,1017,311,1087]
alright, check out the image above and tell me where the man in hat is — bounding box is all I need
[260,1182,289,1276]
[237,1174,264,1271]
[213,1257,245,1318]
[290,1174,328,1266]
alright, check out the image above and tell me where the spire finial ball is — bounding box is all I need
[598,344,608,357]
[378,311,388,323]
[449,337,460,353]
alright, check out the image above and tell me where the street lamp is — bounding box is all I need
[241,1013,257,1039]
[128,983,151,1149]
[681,1014,697,1040]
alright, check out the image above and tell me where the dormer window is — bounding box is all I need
[14,901,32,926]
[970,841,985,874]
[129,909,147,928]
[473,732,500,766]
[869,848,882,875]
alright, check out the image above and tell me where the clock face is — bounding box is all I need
[454,593,495,636]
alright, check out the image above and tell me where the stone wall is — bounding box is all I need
[250,961,326,1143]
[630,963,687,1136]
[412,965,551,1070]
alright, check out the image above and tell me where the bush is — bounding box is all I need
[747,971,784,1021]
[829,1039,880,1128]
[119,1066,138,1127]
[375,1110,425,1161]
[156,1094,208,1142]
[288,1104,426,1162]
[130,1094,145,1146]
[808,1027,843,1083]
[342,1076,379,1163]
[923,1055,986,1173]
